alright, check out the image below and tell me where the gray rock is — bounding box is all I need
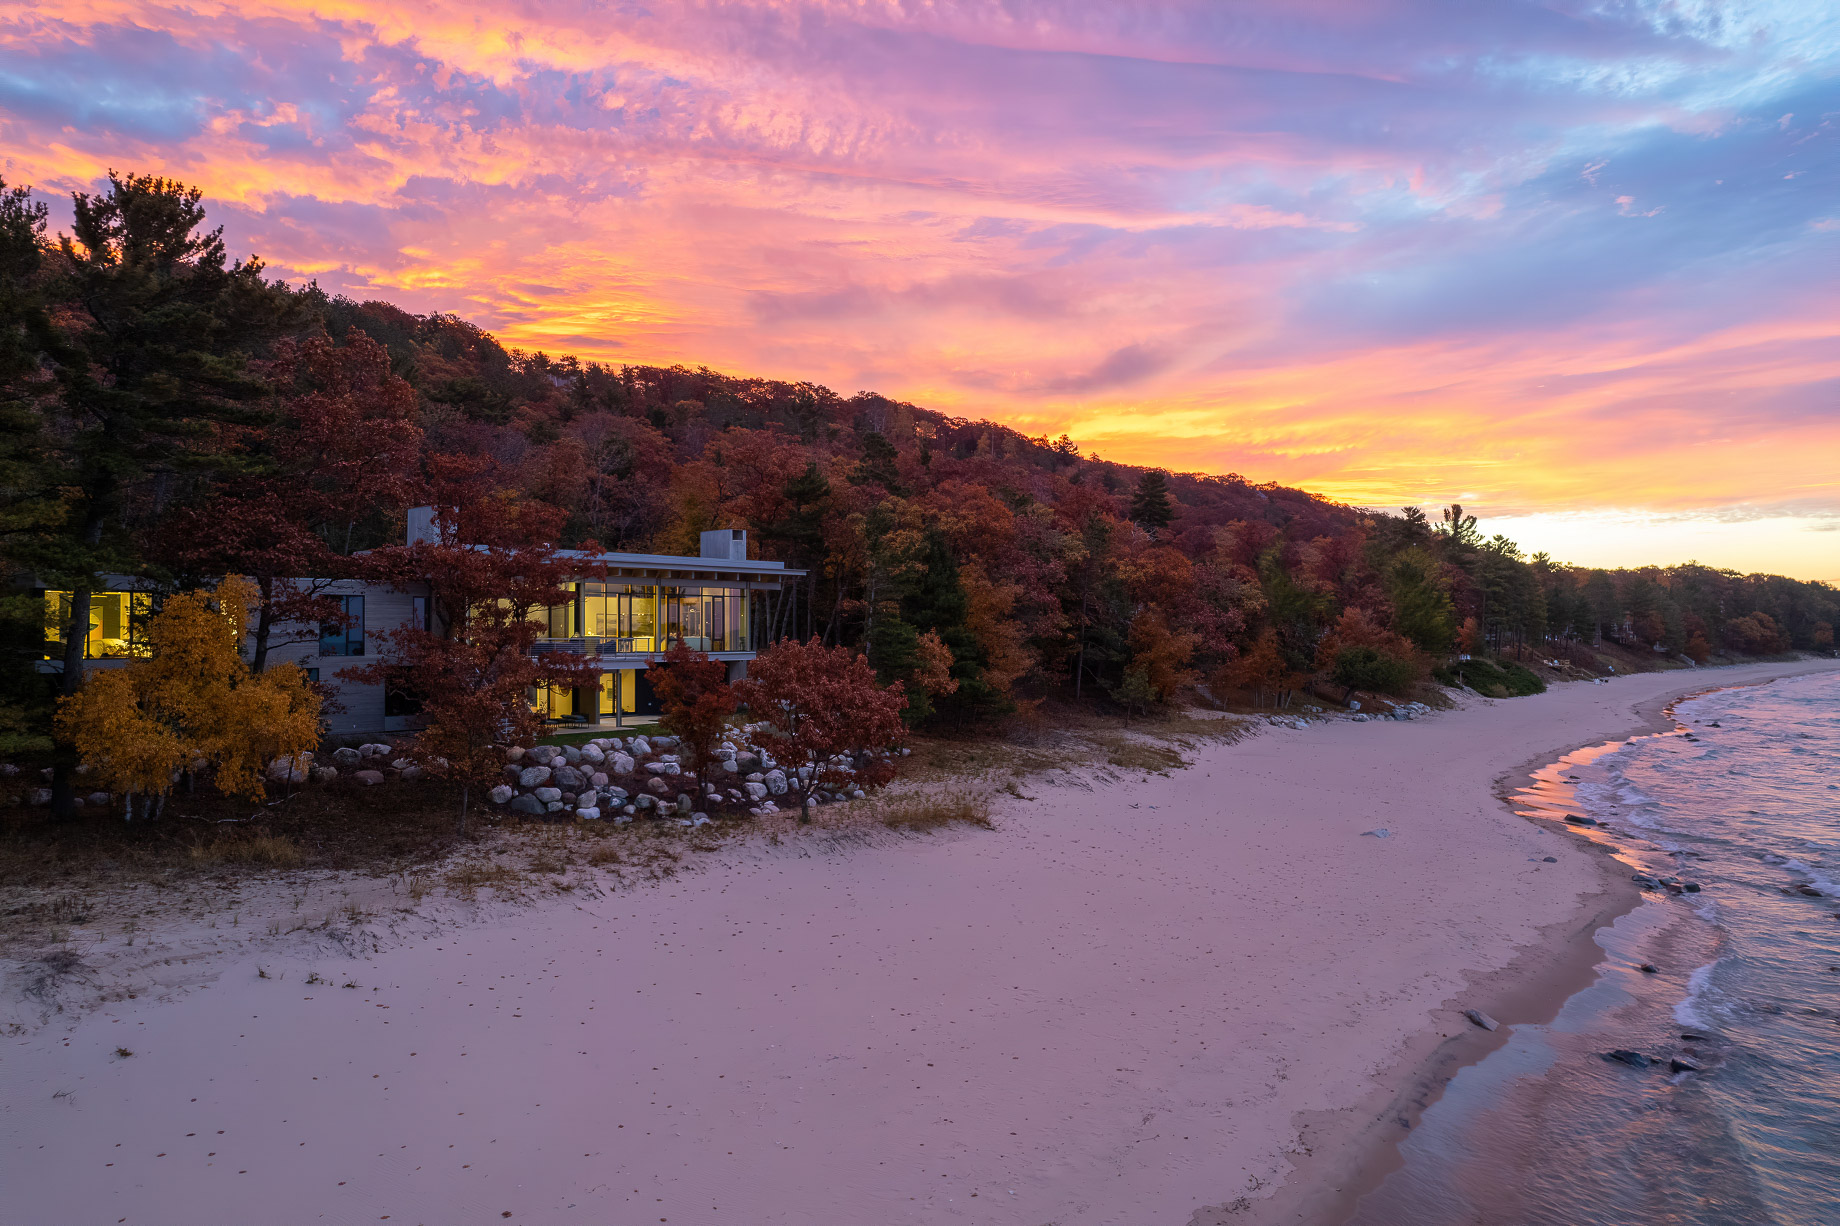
[562,745,582,764]
[646,777,671,795]
[489,784,514,804]
[545,800,568,813]
[86,790,112,806]
[630,737,652,757]
[1463,1009,1499,1032]
[610,752,635,774]
[552,765,587,791]
[744,781,768,801]
[400,764,425,782]
[581,744,605,765]
[333,747,362,767]
[311,767,339,785]
[504,745,525,763]
[518,764,552,788]
[534,786,562,803]
[677,792,695,812]
[354,769,386,786]
[28,787,51,806]
[509,793,545,816]
[589,771,609,788]
[644,761,669,774]
[575,806,601,821]
[1669,1057,1702,1074]
[764,769,788,796]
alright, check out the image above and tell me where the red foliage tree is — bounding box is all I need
[160,330,422,670]
[345,461,601,828]
[648,639,739,803]
[737,637,907,823]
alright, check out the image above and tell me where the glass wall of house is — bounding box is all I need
[658,585,747,652]
[535,682,577,720]
[542,586,578,639]
[42,590,154,660]
[598,669,638,716]
[581,583,658,651]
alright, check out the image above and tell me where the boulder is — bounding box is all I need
[1601,1049,1651,1068]
[605,786,628,800]
[736,753,762,774]
[635,794,656,811]
[764,770,788,796]
[651,734,678,749]
[400,764,425,782]
[611,752,636,775]
[28,787,51,806]
[552,765,587,791]
[311,767,339,785]
[677,792,695,812]
[545,800,567,813]
[745,771,765,783]
[267,753,312,784]
[630,737,652,757]
[582,744,605,765]
[575,807,601,821]
[518,764,552,788]
[589,771,609,788]
[644,761,669,774]
[354,769,386,786]
[534,786,563,803]
[662,762,681,776]
[333,747,362,767]
[646,776,671,795]
[510,793,545,816]
[505,745,525,763]
[489,784,515,805]
[562,745,582,764]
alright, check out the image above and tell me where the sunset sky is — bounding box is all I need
[5,1,1836,578]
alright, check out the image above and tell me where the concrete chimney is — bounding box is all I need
[699,528,747,561]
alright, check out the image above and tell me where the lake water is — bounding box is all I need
[1345,669,1840,1226]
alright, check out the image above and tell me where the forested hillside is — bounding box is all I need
[3,173,1835,755]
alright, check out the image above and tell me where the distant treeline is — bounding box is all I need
[3,173,1834,754]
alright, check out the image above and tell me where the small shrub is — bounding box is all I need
[1331,645,1418,696]
[1451,657,1546,698]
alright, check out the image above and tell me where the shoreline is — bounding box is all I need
[4,659,1838,1224]
[1244,659,1838,1226]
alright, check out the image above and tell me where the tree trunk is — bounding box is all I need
[251,575,274,672]
[50,585,93,818]
[459,782,469,838]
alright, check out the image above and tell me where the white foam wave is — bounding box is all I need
[1674,959,1726,1030]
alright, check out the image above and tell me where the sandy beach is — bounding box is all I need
[4,659,1835,1225]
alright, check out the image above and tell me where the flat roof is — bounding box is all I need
[557,549,805,577]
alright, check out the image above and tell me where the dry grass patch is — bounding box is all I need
[1094,736,1188,774]
[188,834,304,868]
[442,859,521,897]
[868,789,993,833]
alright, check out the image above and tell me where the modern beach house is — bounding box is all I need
[39,513,806,737]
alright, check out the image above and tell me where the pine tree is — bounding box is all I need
[1130,470,1174,535]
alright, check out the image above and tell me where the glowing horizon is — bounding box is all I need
[6,1,1836,580]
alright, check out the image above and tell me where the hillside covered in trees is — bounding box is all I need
[3,173,1836,757]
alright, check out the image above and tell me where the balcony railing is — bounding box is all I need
[531,635,740,656]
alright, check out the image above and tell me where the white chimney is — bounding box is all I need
[699,528,747,561]
[406,506,439,546]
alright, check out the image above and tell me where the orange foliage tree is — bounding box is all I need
[737,637,908,823]
[56,579,321,818]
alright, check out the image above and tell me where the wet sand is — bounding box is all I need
[2,658,1834,1225]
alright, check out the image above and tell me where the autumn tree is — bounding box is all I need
[55,579,321,818]
[737,637,907,823]
[347,466,602,829]
[160,329,423,670]
[649,639,739,801]
[1112,607,1196,710]
[1223,628,1305,709]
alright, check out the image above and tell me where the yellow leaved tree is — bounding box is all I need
[56,579,322,818]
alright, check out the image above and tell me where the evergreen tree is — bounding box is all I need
[1130,469,1174,535]
[905,530,1010,724]
[28,172,305,812]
